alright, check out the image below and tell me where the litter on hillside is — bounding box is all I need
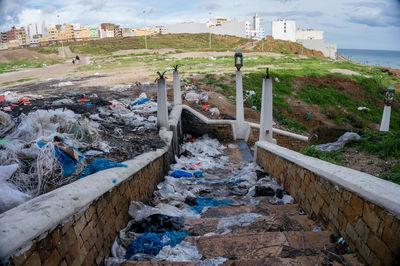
[0,78,166,213]
[315,132,361,152]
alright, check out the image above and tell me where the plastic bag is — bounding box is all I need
[170,170,192,178]
[188,197,234,214]
[216,213,262,234]
[155,241,202,261]
[185,92,199,103]
[125,231,189,258]
[0,183,31,213]
[80,159,128,178]
[315,132,361,152]
[209,107,220,116]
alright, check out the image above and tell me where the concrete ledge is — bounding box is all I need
[249,122,308,142]
[256,140,400,218]
[0,146,169,260]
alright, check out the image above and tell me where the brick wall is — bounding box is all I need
[6,150,169,266]
[248,126,308,151]
[181,109,234,141]
[256,144,400,265]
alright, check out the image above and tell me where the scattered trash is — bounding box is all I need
[216,213,262,234]
[111,84,132,92]
[357,106,370,111]
[185,92,200,103]
[80,159,128,178]
[131,98,151,106]
[84,150,104,156]
[127,214,184,234]
[156,241,202,261]
[199,92,209,103]
[313,227,322,231]
[125,231,189,258]
[171,170,193,178]
[244,90,256,99]
[56,81,73,87]
[305,112,313,121]
[315,132,361,152]
[209,107,220,116]
[254,186,275,196]
[269,195,295,205]
[189,197,234,213]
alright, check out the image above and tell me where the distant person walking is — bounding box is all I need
[75,55,80,64]
[72,59,75,65]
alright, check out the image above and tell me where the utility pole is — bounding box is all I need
[143,10,148,49]
[209,12,212,49]
[57,15,65,58]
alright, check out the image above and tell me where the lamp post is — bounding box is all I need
[380,86,395,131]
[57,15,65,58]
[234,50,249,139]
[173,65,182,105]
[143,10,148,49]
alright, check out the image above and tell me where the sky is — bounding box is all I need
[0,0,399,50]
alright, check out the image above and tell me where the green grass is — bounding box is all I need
[380,164,400,185]
[348,131,400,159]
[300,146,346,165]
[0,59,62,74]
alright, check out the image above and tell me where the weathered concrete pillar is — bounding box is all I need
[236,70,244,122]
[259,70,276,144]
[235,70,250,139]
[157,77,168,128]
[380,105,391,132]
[173,69,182,105]
[380,86,395,132]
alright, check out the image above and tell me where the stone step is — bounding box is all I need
[184,214,319,236]
[200,203,300,218]
[123,254,362,266]
[184,231,331,260]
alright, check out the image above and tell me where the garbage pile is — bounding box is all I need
[0,83,166,213]
[106,135,295,265]
[183,82,220,118]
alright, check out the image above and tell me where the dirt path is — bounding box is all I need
[0,56,90,86]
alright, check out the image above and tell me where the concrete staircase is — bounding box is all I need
[122,141,362,266]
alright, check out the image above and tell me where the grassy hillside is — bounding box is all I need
[31,33,319,55]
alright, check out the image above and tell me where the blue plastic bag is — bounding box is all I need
[131,98,151,106]
[80,159,128,178]
[189,197,234,213]
[125,231,189,259]
[37,142,84,177]
[170,170,192,178]
[193,171,204,178]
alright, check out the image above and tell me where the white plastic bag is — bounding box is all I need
[155,241,202,261]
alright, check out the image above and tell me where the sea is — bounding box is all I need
[338,49,400,69]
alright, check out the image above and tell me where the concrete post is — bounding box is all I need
[379,105,391,132]
[157,77,168,128]
[235,70,250,139]
[259,74,276,144]
[173,70,182,105]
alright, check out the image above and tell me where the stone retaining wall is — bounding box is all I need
[8,155,169,266]
[256,141,400,266]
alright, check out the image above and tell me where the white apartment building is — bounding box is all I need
[272,19,296,42]
[169,18,250,38]
[295,29,323,40]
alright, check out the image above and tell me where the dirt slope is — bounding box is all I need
[0,49,58,63]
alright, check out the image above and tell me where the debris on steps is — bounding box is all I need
[106,135,362,266]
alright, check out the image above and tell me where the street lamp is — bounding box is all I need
[235,50,243,71]
[384,86,395,106]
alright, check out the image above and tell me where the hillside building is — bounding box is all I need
[272,19,337,59]
[272,19,296,42]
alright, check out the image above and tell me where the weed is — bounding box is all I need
[300,146,346,165]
